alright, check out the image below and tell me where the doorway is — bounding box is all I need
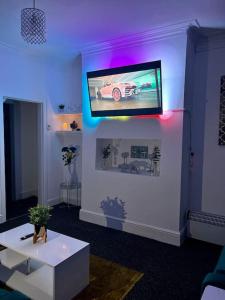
[3,99,41,219]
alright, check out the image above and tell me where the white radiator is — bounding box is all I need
[188,210,225,245]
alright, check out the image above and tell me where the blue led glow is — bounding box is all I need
[82,73,105,129]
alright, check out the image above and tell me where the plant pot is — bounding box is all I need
[34,224,41,235]
[102,158,111,170]
[33,224,47,244]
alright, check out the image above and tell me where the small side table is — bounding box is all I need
[60,182,81,207]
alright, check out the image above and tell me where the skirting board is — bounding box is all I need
[79,209,184,246]
[47,197,79,207]
[47,197,61,206]
[19,189,38,199]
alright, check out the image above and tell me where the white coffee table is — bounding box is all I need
[0,223,89,300]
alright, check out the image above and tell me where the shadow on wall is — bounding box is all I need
[100,197,126,231]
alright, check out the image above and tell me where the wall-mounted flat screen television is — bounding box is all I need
[87,60,162,117]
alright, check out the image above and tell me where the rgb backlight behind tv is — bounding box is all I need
[87,60,162,117]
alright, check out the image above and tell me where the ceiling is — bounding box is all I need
[0,0,225,57]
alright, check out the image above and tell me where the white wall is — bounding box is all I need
[201,45,225,214]
[188,31,225,244]
[0,46,82,221]
[179,28,198,229]
[190,35,225,214]
[80,34,188,245]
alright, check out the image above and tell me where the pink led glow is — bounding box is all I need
[134,114,160,120]
[108,55,140,69]
[159,110,174,120]
[83,35,186,127]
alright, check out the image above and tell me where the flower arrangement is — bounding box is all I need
[62,146,78,166]
[28,205,52,225]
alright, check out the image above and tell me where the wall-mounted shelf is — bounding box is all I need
[52,113,82,132]
[56,112,81,115]
[55,131,82,135]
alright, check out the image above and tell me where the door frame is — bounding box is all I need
[0,97,47,222]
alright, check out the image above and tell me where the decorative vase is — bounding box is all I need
[70,120,78,131]
[65,160,78,185]
[58,104,65,113]
[103,159,107,170]
[34,224,41,235]
[33,224,47,244]
[102,158,111,170]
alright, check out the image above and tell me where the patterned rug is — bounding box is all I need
[74,255,143,300]
[0,245,143,300]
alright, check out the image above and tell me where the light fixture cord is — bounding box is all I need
[33,0,35,8]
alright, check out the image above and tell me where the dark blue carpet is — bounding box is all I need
[0,205,222,300]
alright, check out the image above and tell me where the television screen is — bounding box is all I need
[87,60,162,117]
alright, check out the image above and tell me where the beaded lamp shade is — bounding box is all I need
[21,0,46,44]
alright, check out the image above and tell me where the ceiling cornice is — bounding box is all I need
[0,19,200,59]
[81,19,199,56]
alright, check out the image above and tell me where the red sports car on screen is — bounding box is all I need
[98,81,139,101]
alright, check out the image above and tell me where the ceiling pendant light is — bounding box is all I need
[21,0,46,44]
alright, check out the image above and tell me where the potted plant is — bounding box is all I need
[28,205,52,243]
